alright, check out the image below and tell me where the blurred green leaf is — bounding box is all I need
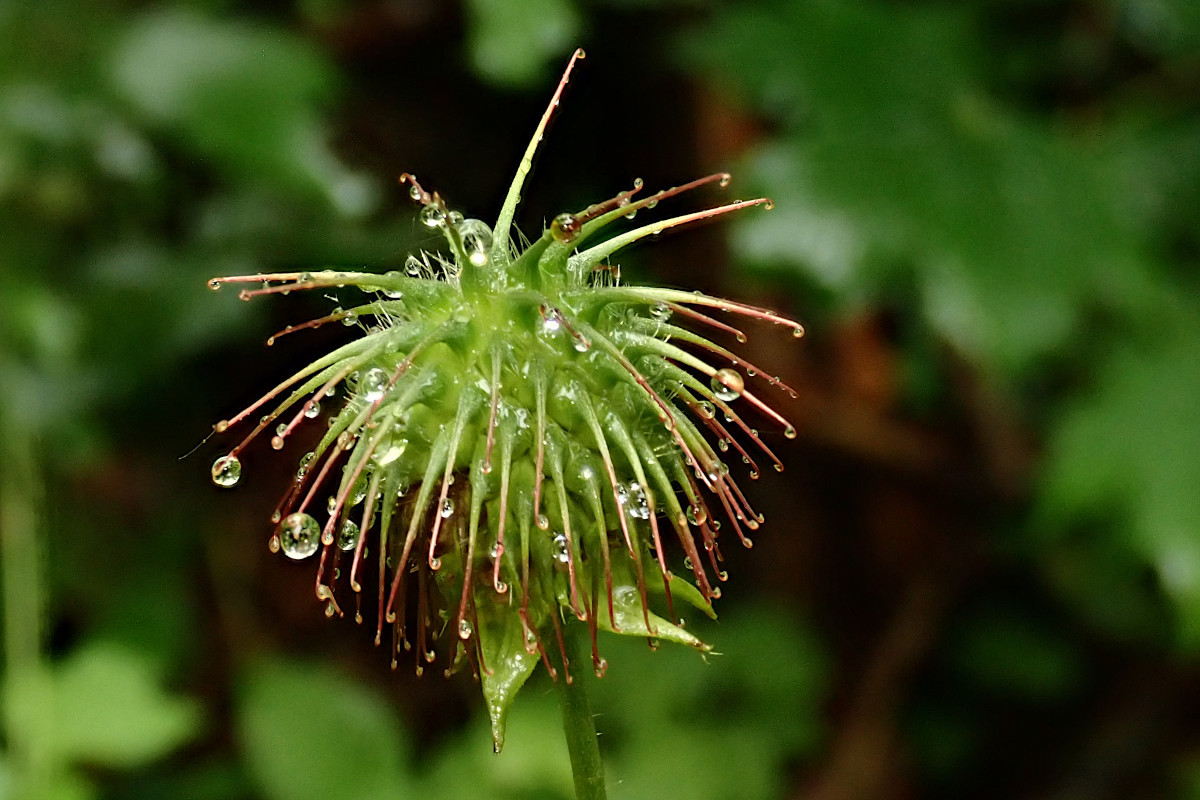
[1041,318,1200,649]
[591,604,827,800]
[47,640,202,768]
[420,689,573,799]
[110,8,373,211]
[236,657,411,800]
[951,612,1084,699]
[694,0,1152,374]
[464,0,580,88]
[1113,0,1200,58]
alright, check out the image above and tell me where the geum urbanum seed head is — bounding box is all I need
[207,50,803,750]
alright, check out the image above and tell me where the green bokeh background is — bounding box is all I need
[2,0,1198,797]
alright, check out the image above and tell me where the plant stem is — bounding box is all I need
[1,424,51,798]
[551,638,607,800]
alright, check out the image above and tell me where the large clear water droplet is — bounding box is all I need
[458,219,493,267]
[303,400,321,419]
[360,367,388,402]
[381,271,404,298]
[372,438,408,466]
[337,520,360,551]
[420,205,446,228]
[211,455,242,488]
[552,532,570,564]
[710,368,744,401]
[622,481,650,519]
[550,213,580,244]
[281,513,320,560]
[538,304,563,338]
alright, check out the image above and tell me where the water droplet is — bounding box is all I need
[420,205,446,228]
[405,255,422,276]
[381,271,403,298]
[211,455,242,488]
[304,400,321,419]
[372,438,408,466]
[717,438,729,452]
[270,510,282,524]
[338,520,360,551]
[538,305,563,337]
[718,173,732,187]
[686,505,706,526]
[552,533,569,564]
[649,302,671,322]
[594,657,608,678]
[697,400,716,419]
[280,513,320,560]
[536,513,549,530]
[275,423,288,437]
[213,420,229,433]
[572,336,591,352]
[622,482,650,519]
[458,219,493,267]
[683,556,694,570]
[784,425,797,439]
[792,325,805,338]
[341,311,357,326]
[409,184,422,201]
[710,586,722,599]
[710,368,744,401]
[360,367,388,402]
[458,618,473,639]
[550,213,580,243]
[440,497,455,518]
[207,278,222,290]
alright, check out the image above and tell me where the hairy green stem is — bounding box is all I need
[550,637,607,800]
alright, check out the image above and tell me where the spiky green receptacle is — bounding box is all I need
[207,50,803,750]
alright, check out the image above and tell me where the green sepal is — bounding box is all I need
[476,593,541,752]
[595,560,711,651]
[596,583,710,651]
[652,571,718,621]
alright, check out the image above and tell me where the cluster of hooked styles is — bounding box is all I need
[207,50,803,749]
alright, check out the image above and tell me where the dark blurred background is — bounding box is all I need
[2,0,1199,798]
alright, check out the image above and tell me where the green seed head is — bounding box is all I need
[207,50,802,750]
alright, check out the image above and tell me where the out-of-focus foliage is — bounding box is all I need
[2,0,1198,798]
[464,0,580,88]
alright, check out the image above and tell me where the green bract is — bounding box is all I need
[208,50,802,750]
